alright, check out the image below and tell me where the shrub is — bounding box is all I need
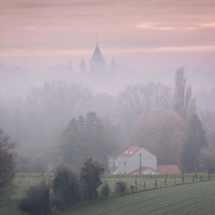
[115,181,127,195]
[80,158,104,200]
[0,128,16,201]
[130,185,134,192]
[19,180,50,215]
[100,183,110,197]
[52,165,81,211]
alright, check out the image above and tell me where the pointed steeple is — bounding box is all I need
[69,58,71,68]
[110,58,117,73]
[68,57,73,72]
[80,58,86,73]
[90,43,105,72]
[90,44,105,63]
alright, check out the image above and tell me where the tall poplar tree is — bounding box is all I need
[174,68,196,121]
[181,114,207,172]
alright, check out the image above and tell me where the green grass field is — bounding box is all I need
[0,173,54,215]
[62,180,215,215]
[0,174,214,215]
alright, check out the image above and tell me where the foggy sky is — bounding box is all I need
[0,0,214,83]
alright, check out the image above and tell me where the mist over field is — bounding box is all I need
[0,0,214,175]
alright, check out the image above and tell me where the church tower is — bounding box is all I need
[68,57,73,72]
[90,43,105,73]
[110,58,117,73]
[80,58,86,73]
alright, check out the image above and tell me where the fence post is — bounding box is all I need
[193,175,194,182]
[195,171,197,178]
[175,177,176,185]
[165,177,167,186]
[155,179,157,188]
[200,175,202,180]
[144,181,145,189]
[114,183,116,195]
[135,180,137,192]
[183,176,184,183]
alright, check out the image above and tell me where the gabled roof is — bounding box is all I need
[120,146,140,157]
[109,146,128,157]
[90,44,105,63]
[157,165,182,174]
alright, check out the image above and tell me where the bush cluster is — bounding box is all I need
[100,183,110,197]
[19,181,50,215]
[19,158,106,215]
[115,181,127,194]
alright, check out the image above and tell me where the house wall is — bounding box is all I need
[139,148,157,171]
[108,156,118,174]
[117,147,157,174]
[117,157,128,174]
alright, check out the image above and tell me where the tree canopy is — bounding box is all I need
[60,112,117,170]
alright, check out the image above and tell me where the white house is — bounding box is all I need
[107,146,128,174]
[108,146,157,174]
[108,146,182,174]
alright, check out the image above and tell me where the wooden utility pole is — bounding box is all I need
[139,153,141,174]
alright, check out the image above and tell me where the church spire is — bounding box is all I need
[110,58,117,73]
[90,43,105,73]
[80,58,86,73]
[96,35,98,46]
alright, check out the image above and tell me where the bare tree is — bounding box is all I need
[117,83,154,126]
[117,82,173,126]
[27,80,92,123]
[0,128,16,201]
[199,109,215,146]
[134,108,188,167]
[152,83,172,109]
[174,68,196,121]
[23,80,92,157]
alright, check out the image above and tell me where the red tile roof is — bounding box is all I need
[157,165,182,174]
[119,146,140,157]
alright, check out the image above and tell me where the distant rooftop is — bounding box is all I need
[90,44,105,63]
[157,165,182,174]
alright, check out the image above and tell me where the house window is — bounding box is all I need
[109,159,113,166]
[124,172,127,174]
[124,161,126,166]
[119,161,121,166]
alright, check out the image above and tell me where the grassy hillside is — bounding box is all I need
[61,180,215,215]
[0,173,53,215]
[0,174,214,215]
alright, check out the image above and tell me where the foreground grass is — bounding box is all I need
[61,180,215,215]
[0,173,214,215]
[0,173,53,215]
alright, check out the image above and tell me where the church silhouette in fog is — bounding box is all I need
[79,43,117,74]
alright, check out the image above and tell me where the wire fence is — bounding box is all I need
[100,173,215,196]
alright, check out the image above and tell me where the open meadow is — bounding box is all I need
[0,173,214,215]
[62,179,215,215]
